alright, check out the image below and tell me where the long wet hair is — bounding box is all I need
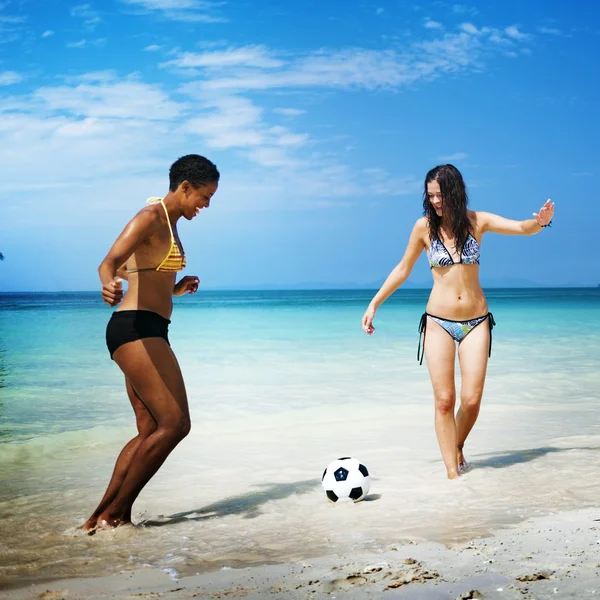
[422,164,471,252]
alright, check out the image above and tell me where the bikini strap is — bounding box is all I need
[145,197,175,241]
[417,312,427,365]
[487,312,496,358]
[154,198,178,272]
[158,199,175,240]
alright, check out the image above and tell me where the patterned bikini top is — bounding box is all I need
[127,197,186,273]
[427,233,480,269]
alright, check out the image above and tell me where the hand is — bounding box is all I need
[174,275,200,296]
[101,276,123,307]
[533,199,555,227]
[361,305,376,335]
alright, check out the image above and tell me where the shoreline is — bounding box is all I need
[4,507,599,599]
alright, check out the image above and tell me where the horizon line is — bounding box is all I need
[1,285,598,294]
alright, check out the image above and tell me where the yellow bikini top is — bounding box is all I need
[127,197,186,273]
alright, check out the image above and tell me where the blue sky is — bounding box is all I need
[0,0,598,291]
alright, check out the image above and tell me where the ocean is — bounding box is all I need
[1,288,599,587]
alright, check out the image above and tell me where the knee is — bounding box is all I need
[160,415,191,444]
[137,419,158,439]
[435,393,455,416]
[460,391,482,414]
[179,417,191,440]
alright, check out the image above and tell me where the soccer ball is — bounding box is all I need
[321,457,370,503]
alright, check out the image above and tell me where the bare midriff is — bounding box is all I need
[426,264,488,320]
[116,271,176,320]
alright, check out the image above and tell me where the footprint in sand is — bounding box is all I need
[316,558,442,594]
[37,591,69,600]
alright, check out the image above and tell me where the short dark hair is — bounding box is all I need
[169,154,220,191]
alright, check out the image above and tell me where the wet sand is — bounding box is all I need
[5,508,599,600]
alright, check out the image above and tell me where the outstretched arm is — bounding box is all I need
[479,199,554,236]
[362,219,426,334]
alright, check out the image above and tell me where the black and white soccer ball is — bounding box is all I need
[321,457,370,503]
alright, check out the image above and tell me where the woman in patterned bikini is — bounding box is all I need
[361,164,554,479]
[81,154,220,530]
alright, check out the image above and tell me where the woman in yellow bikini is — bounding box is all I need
[82,154,220,531]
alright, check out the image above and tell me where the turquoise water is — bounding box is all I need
[2,288,598,442]
[1,288,599,587]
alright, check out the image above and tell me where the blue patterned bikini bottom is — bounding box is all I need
[417,312,496,365]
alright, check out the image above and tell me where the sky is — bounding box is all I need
[0,0,599,291]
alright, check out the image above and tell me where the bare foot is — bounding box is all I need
[447,468,460,480]
[79,517,98,532]
[458,459,470,474]
[96,512,132,529]
[457,448,470,474]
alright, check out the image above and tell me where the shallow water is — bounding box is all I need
[1,289,599,586]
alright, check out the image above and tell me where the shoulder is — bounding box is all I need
[407,217,428,247]
[134,204,163,225]
[414,216,428,233]
[123,204,163,237]
[469,210,489,234]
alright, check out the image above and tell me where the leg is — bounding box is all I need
[81,380,157,531]
[97,338,191,528]
[423,317,459,479]
[456,318,491,468]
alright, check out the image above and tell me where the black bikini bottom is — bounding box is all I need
[106,310,171,359]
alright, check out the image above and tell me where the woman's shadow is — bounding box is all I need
[472,445,600,470]
[141,479,321,527]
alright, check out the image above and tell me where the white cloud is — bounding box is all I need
[183,94,308,161]
[0,4,25,43]
[504,26,530,41]
[66,38,106,48]
[425,20,443,30]
[0,79,415,224]
[273,108,305,117]
[120,0,226,22]
[71,4,102,28]
[75,70,119,83]
[452,4,478,16]
[0,71,23,85]
[167,24,532,93]
[145,44,161,51]
[0,15,26,24]
[0,20,536,220]
[35,80,187,120]
[247,146,303,168]
[0,111,162,180]
[185,95,266,150]
[459,22,480,35]
[161,46,283,70]
[538,26,561,36]
[42,30,54,37]
[438,152,469,161]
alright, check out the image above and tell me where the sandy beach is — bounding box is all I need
[4,508,599,599]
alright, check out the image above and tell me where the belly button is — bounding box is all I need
[458,296,462,300]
